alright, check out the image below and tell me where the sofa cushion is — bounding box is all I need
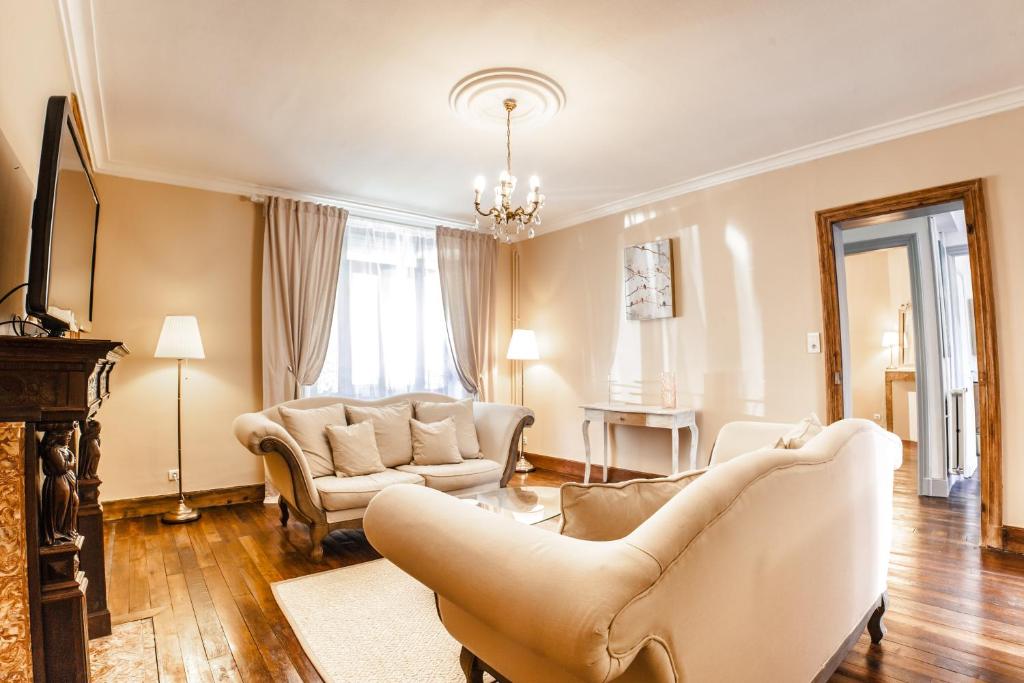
[775,413,824,449]
[414,398,482,458]
[396,458,502,492]
[346,402,414,467]
[314,469,424,511]
[278,403,347,477]
[410,417,463,466]
[325,422,386,477]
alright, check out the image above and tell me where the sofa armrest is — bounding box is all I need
[232,411,322,515]
[559,469,707,541]
[364,485,661,682]
[708,421,794,466]
[472,401,534,486]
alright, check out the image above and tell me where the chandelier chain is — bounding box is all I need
[505,105,512,175]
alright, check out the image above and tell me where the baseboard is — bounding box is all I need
[1002,526,1024,554]
[102,483,266,521]
[525,452,659,483]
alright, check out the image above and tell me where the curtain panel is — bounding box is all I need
[262,196,348,407]
[436,226,498,400]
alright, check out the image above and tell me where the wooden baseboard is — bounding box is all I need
[525,452,659,483]
[102,483,266,521]
[1002,525,1024,554]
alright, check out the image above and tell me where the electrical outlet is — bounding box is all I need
[168,469,179,482]
[873,413,882,423]
[806,332,821,353]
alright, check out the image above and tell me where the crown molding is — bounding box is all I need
[54,0,473,230]
[58,0,1024,237]
[549,85,1024,232]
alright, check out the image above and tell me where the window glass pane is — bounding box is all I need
[309,217,465,399]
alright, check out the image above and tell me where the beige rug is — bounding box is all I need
[273,559,465,683]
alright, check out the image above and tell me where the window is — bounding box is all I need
[309,216,465,398]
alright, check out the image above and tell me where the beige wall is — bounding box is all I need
[519,106,1024,525]
[87,175,264,501]
[846,247,914,439]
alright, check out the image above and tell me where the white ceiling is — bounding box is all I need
[60,0,1024,231]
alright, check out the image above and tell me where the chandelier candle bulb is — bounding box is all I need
[529,175,541,191]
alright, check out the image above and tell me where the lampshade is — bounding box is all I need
[881,331,899,349]
[155,315,206,359]
[506,329,539,360]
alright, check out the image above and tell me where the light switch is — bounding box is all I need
[806,332,821,354]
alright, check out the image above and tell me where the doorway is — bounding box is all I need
[815,180,1003,549]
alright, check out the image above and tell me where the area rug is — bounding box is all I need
[88,617,158,682]
[272,559,465,683]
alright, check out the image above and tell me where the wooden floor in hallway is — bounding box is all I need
[102,443,1024,682]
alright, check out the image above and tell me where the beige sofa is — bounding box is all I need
[365,418,902,682]
[233,392,533,560]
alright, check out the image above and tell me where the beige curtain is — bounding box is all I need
[436,226,497,400]
[262,197,348,407]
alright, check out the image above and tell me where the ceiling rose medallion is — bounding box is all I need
[450,68,565,241]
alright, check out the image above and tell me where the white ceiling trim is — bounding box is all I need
[54,0,474,230]
[56,0,1024,236]
[550,85,1024,232]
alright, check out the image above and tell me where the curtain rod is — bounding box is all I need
[247,192,474,231]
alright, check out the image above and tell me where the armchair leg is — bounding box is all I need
[309,523,328,562]
[459,647,484,683]
[868,591,888,644]
[278,498,290,527]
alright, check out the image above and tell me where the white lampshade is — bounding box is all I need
[506,329,539,361]
[155,315,205,359]
[881,331,899,349]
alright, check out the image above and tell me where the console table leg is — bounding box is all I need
[688,422,700,470]
[671,427,679,474]
[581,419,592,484]
[602,422,610,483]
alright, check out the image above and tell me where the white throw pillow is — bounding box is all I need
[325,422,386,477]
[413,398,482,458]
[278,403,347,477]
[345,402,414,467]
[409,417,463,466]
[775,414,824,449]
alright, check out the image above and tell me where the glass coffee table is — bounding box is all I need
[458,486,561,526]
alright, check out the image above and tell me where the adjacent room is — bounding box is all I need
[2,2,1024,681]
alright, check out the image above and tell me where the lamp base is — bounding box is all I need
[514,454,536,473]
[161,499,201,524]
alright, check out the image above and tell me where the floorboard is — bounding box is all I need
[101,443,1024,681]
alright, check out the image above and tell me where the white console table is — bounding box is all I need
[580,403,699,483]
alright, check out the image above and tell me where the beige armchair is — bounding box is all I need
[233,393,533,560]
[365,419,902,682]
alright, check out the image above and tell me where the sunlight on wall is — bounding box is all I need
[724,224,766,416]
[624,209,658,229]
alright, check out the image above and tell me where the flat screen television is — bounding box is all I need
[27,95,100,336]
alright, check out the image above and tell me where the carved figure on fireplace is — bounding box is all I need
[79,419,102,479]
[40,424,79,545]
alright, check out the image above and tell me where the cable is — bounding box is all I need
[0,282,28,307]
[0,317,48,336]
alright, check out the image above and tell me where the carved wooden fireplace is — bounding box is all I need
[0,337,127,682]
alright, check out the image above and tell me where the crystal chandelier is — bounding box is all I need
[473,98,544,242]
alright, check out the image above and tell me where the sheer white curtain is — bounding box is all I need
[309,217,465,398]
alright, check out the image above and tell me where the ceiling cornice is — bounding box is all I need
[548,85,1024,232]
[57,0,1024,236]
[54,0,474,230]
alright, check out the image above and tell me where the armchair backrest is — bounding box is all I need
[615,419,901,681]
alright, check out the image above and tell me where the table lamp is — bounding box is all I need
[155,315,205,524]
[507,328,539,473]
[881,331,899,369]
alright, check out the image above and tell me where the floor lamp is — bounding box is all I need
[507,328,539,473]
[155,315,205,524]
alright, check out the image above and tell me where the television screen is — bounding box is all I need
[28,96,99,334]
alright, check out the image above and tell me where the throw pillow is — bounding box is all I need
[413,398,482,458]
[345,401,414,467]
[325,422,386,477]
[278,403,347,477]
[409,417,463,466]
[775,413,824,449]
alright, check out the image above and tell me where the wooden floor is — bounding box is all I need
[102,446,1024,682]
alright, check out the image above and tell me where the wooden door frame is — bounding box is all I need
[815,179,1003,549]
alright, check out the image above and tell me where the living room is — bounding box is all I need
[2,1,1024,682]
